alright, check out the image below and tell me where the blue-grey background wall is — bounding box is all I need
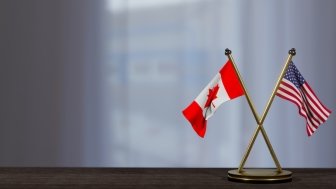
[0,0,335,167]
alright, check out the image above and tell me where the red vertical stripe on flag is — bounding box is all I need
[220,60,244,99]
[182,101,207,138]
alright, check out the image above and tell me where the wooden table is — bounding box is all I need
[0,168,334,188]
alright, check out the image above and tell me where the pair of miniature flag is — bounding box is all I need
[182,60,331,138]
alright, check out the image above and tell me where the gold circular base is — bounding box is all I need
[228,169,292,183]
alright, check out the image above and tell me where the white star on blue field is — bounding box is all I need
[284,62,305,88]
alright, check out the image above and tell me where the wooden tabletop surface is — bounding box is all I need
[0,168,334,188]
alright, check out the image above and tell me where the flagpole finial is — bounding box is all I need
[289,48,296,56]
[225,48,232,55]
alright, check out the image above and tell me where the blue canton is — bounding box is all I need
[283,62,305,88]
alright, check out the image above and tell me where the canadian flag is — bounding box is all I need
[182,60,244,137]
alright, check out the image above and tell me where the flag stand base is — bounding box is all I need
[228,169,292,183]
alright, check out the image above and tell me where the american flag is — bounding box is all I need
[276,62,331,136]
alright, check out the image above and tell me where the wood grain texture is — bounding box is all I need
[0,168,334,189]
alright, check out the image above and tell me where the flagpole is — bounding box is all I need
[237,48,296,172]
[224,49,282,172]
[260,48,296,124]
[224,49,260,125]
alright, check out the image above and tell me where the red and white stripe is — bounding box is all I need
[277,79,331,136]
[182,60,244,138]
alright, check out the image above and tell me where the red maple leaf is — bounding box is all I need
[204,84,220,108]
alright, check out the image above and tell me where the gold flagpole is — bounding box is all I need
[224,49,260,124]
[237,48,296,172]
[260,48,296,124]
[224,49,282,172]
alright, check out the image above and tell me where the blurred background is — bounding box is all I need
[0,0,335,167]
